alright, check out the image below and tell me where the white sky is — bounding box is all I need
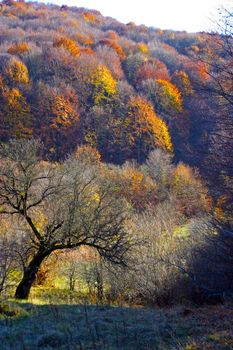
[44,0,231,32]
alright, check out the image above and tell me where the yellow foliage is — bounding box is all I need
[2,87,31,138]
[155,79,182,114]
[173,225,190,238]
[5,58,29,84]
[90,192,100,203]
[215,206,224,220]
[50,94,79,129]
[129,96,173,153]
[153,117,173,153]
[172,163,194,187]
[33,209,48,232]
[84,130,97,147]
[3,87,22,106]
[185,343,198,350]
[137,43,149,54]
[60,11,68,17]
[91,65,117,104]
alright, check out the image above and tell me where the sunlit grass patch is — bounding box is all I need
[0,301,29,318]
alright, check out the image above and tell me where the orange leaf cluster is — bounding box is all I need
[98,39,126,60]
[136,59,170,84]
[7,42,30,55]
[53,37,80,58]
[129,96,173,153]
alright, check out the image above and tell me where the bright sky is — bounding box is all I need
[45,0,230,32]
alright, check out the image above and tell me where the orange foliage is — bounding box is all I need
[128,96,173,154]
[98,39,126,60]
[49,92,79,129]
[11,0,26,7]
[105,165,157,210]
[119,166,157,209]
[105,31,119,41]
[136,59,170,84]
[61,246,98,263]
[183,60,209,81]
[7,42,30,55]
[80,47,94,55]
[5,13,17,18]
[215,195,232,221]
[0,75,5,91]
[171,163,211,216]
[75,32,94,46]
[74,145,101,165]
[53,37,80,58]
[82,12,97,23]
[0,216,12,236]
[154,79,182,114]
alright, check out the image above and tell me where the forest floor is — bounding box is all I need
[0,290,233,349]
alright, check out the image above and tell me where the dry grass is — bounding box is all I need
[0,295,233,349]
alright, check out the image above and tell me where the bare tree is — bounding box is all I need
[0,139,130,299]
[0,224,26,295]
[194,6,233,198]
[0,235,15,294]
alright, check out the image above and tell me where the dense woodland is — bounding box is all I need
[0,0,232,312]
[0,0,232,188]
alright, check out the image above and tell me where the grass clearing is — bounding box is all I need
[1,291,233,349]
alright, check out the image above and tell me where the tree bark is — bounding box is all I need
[15,248,50,299]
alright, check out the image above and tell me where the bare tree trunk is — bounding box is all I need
[97,259,104,304]
[15,248,51,299]
[69,269,76,292]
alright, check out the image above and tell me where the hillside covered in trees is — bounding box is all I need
[0,1,233,348]
[0,0,231,194]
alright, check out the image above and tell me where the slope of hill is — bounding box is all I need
[0,0,219,166]
[0,3,233,346]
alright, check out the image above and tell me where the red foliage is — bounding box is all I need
[136,58,170,85]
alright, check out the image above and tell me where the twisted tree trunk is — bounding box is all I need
[15,248,51,299]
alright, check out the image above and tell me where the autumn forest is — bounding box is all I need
[0,1,233,349]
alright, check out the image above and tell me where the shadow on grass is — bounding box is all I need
[0,300,187,350]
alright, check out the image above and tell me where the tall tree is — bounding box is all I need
[0,139,130,299]
[199,7,233,203]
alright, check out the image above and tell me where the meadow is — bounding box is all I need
[1,288,233,350]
